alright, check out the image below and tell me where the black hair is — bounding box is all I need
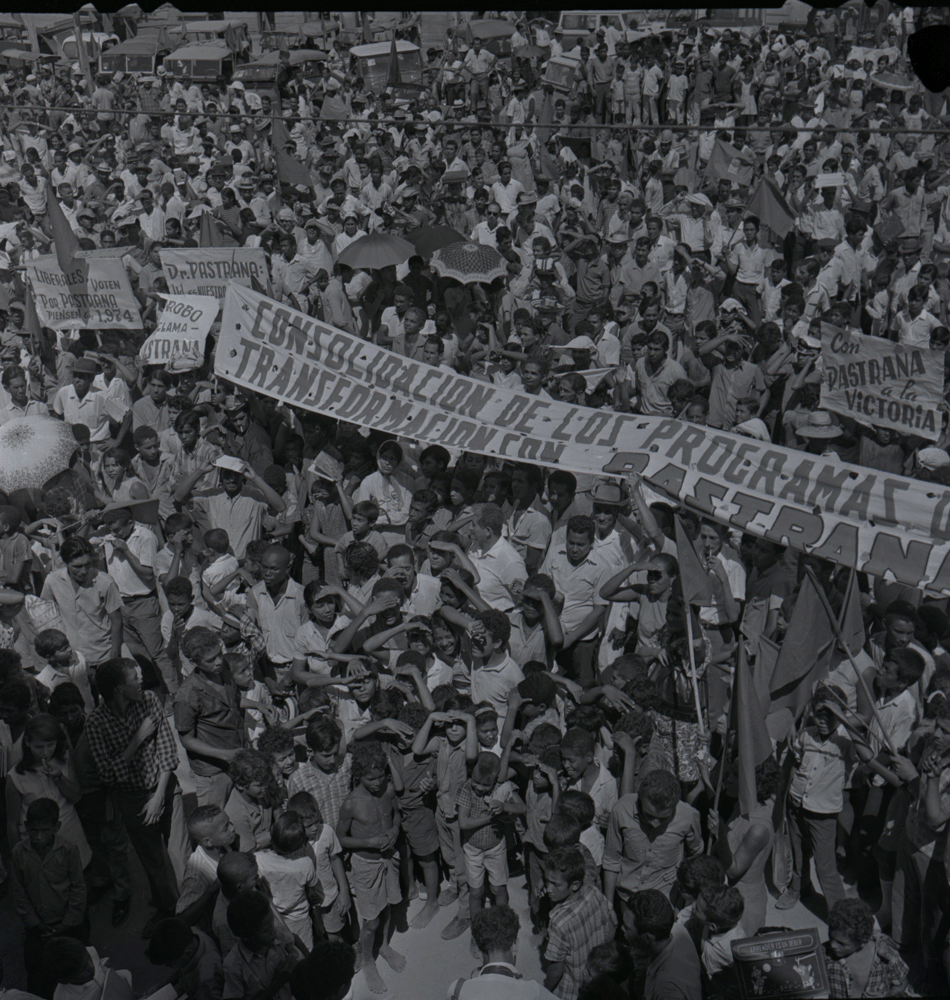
[271,810,308,854]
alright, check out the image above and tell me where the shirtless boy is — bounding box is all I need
[336,739,404,994]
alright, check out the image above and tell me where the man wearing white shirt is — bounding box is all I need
[491,162,525,216]
[472,203,503,248]
[164,173,189,225]
[893,286,941,348]
[468,503,527,613]
[133,189,166,243]
[540,514,610,686]
[17,164,47,218]
[464,38,496,105]
[55,184,81,233]
[52,357,112,447]
[92,355,134,427]
[168,115,201,156]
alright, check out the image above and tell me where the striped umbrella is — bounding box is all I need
[0,416,78,492]
[429,241,507,285]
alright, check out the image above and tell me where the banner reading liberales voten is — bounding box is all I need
[26,254,141,330]
[215,283,950,594]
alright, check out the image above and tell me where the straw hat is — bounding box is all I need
[797,411,843,439]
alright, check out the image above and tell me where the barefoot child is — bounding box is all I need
[458,752,526,939]
[336,740,405,994]
[386,703,441,930]
[411,698,478,940]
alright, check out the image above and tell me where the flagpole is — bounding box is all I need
[803,565,898,756]
[684,604,707,740]
[706,727,731,855]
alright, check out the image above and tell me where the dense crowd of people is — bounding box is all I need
[1,5,950,1000]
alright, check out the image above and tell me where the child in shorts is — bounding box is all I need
[387,703,441,930]
[457,752,525,931]
[288,791,352,942]
[410,692,478,940]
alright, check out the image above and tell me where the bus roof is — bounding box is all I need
[349,40,420,58]
[166,43,230,61]
[185,19,247,33]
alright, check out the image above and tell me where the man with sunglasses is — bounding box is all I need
[471,201,504,249]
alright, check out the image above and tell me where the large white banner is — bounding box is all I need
[215,283,950,594]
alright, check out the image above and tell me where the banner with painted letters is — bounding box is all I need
[138,295,218,365]
[821,328,945,442]
[216,283,950,594]
[25,256,141,330]
[159,248,271,302]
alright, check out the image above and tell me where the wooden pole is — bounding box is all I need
[73,11,95,98]
[684,603,708,740]
[706,727,731,855]
[803,565,898,756]
[24,17,40,59]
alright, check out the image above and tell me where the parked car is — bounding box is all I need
[457,19,516,57]
[60,30,119,63]
[348,39,423,94]
[99,30,178,75]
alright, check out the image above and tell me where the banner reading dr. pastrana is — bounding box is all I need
[160,248,271,302]
[821,327,945,442]
[216,284,950,593]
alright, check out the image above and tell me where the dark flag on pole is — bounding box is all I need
[387,35,402,89]
[271,116,313,189]
[199,210,223,248]
[47,187,90,302]
[735,641,774,817]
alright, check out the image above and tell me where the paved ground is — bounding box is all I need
[0,724,835,999]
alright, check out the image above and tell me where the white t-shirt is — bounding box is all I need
[254,849,319,947]
[309,824,343,905]
[35,654,94,712]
